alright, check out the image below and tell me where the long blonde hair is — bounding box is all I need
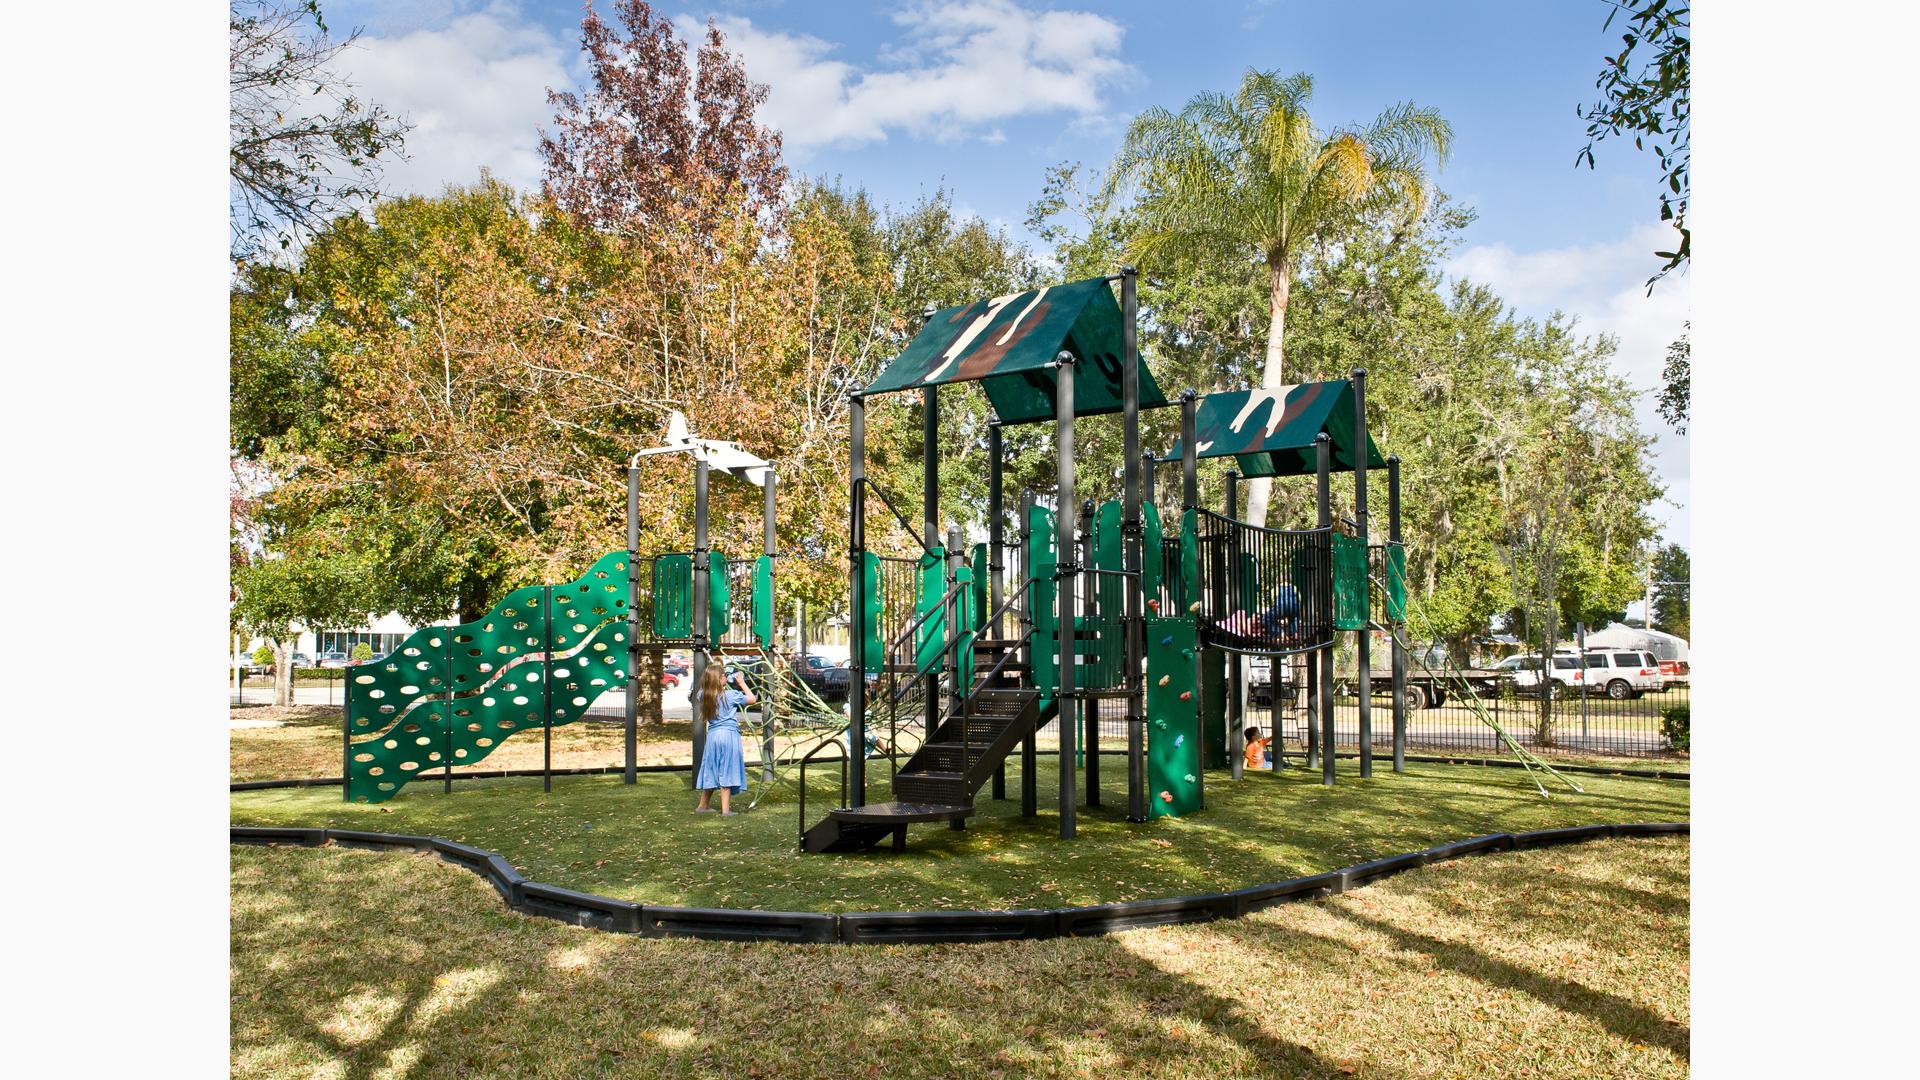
[698,659,727,719]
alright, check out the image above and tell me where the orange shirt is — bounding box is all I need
[1245,737,1268,769]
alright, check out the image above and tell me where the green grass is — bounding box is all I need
[230,835,1690,1079]
[231,758,1688,912]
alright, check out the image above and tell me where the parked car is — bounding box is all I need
[315,651,351,668]
[791,653,838,698]
[820,660,877,702]
[1581,649,1665,698]
[661,670,683,690]
[663,655,691,678]
[1490,653,1586,694]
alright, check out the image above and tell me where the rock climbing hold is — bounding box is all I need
[1159,790,1173,803]
[1183,773,1196,784]
[1179,690,1192,701]
[1160,635,1174,647]
[1157,674,1170,687]
[1188,601,1203,613]
[1173,733,1184,747]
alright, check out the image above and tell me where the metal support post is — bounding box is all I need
[1353,368,1372,778]
[1315,432,1335,787]
[690,460,710,787]
[1180,390,1204,808]
[1080,499,1099,808]
[1019,489,1038,818]
[763,467,778,786]
[1121,266,1147,822]
[1226,470,1244,781]
[988,421,1007,800]
[1388,455,1406,773]
[848,391,868,807]
[1055,353,1078,839]
[625,464,640,784]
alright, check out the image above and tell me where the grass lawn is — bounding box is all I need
[231,757,1687,912]
[230,835,1690,1079]
[230,707,692,782]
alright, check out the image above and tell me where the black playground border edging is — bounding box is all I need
[231,820,1688,945]
[228,750,1688,793]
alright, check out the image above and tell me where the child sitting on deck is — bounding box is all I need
[1244,726,1270,769]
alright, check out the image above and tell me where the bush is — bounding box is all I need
[251,645,274,667]
[1660,703,1690,753]
[350,642,375,662]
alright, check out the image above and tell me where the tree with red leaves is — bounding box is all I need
[540,1,785,238]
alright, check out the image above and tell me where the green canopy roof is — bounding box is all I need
[863,276,1166,424]
[1165,381,1387,476]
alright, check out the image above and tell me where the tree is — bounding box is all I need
[232,550,378,704]
[1657,325,1689,433]
[1650,542,1690,640]
[539,0,785,240]
[1105,69,1451,531]
[1577,0,1689,286]
[229,0,410,261]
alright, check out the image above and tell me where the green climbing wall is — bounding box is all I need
[348,551,632,803]
[1146,616,1202,818]
[971,543,989,631]
[751,554,774,648]
[1141,502,1164,603]
[1333,532,1369,631]
[912,546,946,673]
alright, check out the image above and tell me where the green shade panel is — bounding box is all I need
[1165,381,1387,476]
[1333,533,1370,631]
[1146,616,1203,818]
[651,555,693,639]
[861,552,884,674]
[1026,505,1057,689]
[1090,501,1127,686]
[913,547,947,674]
[751,554,774,649]
[708,550,730,641]
[863,276,1167,424]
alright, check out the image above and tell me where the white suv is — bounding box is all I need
[1491,653,1586,694]
[1581,650,1665,699]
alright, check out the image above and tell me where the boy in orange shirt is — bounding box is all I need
[1244,726,1270,770]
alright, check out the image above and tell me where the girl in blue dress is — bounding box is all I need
[694,659,755,815]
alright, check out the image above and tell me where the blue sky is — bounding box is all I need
[324,0,1688,566]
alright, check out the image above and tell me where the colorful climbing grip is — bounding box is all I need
[1157,674,1170,687]
[1188,601,1203,613]
[1148,598,1161,612]
[1173,733,1184,747]
[1159,790,1173,803]
[1183,773,1196,784]
[1179,690,1192,701]
[1153,718,1167,729]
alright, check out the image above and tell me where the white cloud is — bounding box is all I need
[1447,223,1692,548]
[690,1,1133,152]
[339,2,572,195]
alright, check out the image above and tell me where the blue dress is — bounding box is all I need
[695,687,750,795]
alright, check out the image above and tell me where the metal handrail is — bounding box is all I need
[796,736,850,851]
[1195,507,1333,538]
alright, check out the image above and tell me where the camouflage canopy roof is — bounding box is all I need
[1165,381,1387,477]
[862,276,1167,424]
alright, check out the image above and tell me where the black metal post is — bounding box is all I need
[542,585,553,793]
[1388,455,1406,773]
[763,467,778,786]
[1055,352,1078,839]
[342,669,352,802]
[625,464,640,784]
[1121,266,1147,822]
[988,420,1007,801]
[1180,390,1203,807]
[1080,499,1098,808]
[1019,489,1038,818]
[848,391,867,807]
[441,632,453,795]
[1316,432,1335,787]
[923,384,941,750]
[1225,471,1244,781]
[1353,368,1372,778]
[690,459,710,787]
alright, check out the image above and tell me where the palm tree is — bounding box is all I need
[1108,70,1451,529]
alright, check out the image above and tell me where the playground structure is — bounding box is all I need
[342,415,848,804]
[800,270,1416,852]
